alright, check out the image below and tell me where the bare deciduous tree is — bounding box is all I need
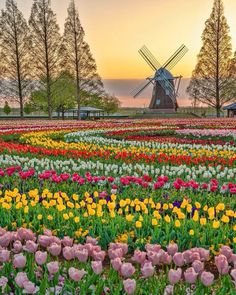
[62,0,103,120]
[29,0,61,119]
[0,0,31,118]
[187,0,234,117]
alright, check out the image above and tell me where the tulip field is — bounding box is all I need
[0,118,236,294]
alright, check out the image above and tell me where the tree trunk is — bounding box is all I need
[43,1,52,120]
[215,2,220,118]
[72,2,81,121]
[12,1,24,119]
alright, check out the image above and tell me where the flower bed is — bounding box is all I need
[0,119,235,294]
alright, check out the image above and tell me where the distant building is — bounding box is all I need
[223,103,236,118]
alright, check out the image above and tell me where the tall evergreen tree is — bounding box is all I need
[187,0,234,117]
[0,0,31,118]
[29,0,61,119]
[62,0,103,120]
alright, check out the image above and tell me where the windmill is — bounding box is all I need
[133,45,188,111]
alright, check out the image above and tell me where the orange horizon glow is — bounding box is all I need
[1,0,236,80]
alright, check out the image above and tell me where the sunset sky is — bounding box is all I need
[1,0,236,106]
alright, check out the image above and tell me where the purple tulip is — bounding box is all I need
[24,240,38,253]
[22,281,39,294]
[47,261,59,274]
[200,271,214,286]
[120,263,135,278]
[15,272,28,288]
[13,254,26,268]
[192,260,204,273]
[141,261,155,278]
[167,243,178,256]
[168,268,182,285]
[48,243,61,256]
[0,249,10,263]
[173,252,184,267]
[231,269,236,281]
[75,248,89,262]
[111,257,122,271]
[215,255,229,275]
[35,251,47,265]
[63,246,75,261]
[68,267,86,282]
[184,267,198,284]
[91,261,103,274]
[123,279,136,294]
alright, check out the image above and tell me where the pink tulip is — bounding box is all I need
[91,261,103,274]
[24,240,38,253]
[0,276,8,289]
[75,248,88,262]
[47,261,59,274]
[162,252,172,265]
[63,246,75,261]
[13,240,23,253]
[86,236,98,245]
[48,243,61,256]
[184,267,198,284]
[199,248,210,261]
[145,244,161,253]
[200,271,214,286]
[230,254,236,266]
[220,246,233,260]
[17,228,35,241]
[0,249,10,263]
[231,269,236,281]
[167,243,178,256]
[123,279,136,294]
[182,250,192,264]
[0,228,6,236]
[168,268,182,285]
[119,243,128,255]
[62,236,73,247]
[147,251,162,265]
[215,255,229,275]
[13,254,26,268]
[22,281,39,294]
[192,260,204,273]
[92,250,106,261]
[132,250,146,264]
[43,229,52,236]
[173,252,184,267]
[190,252,201,262]
[35,251,47,265]
[164,285,174,295]
[68,267,87,282]
[111,257,122,271]
[38,235,53,248]
[141,262,154,278]
[108,248,123,259]
[0,233,11,248]
[120,263,135,278]
[15,272,28,288]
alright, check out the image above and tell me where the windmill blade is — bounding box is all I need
[132,78,154,98]
[162,44,188,71]
[139,45,162,70]
[139,49,157,71]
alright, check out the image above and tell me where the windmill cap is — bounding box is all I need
[155,68,173,80]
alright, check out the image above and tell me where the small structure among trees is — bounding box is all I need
[223,102,236,118]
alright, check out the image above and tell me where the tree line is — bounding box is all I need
[187,0,236,117]
[0,0,120,119]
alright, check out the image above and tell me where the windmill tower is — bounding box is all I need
[133,45,188,112]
